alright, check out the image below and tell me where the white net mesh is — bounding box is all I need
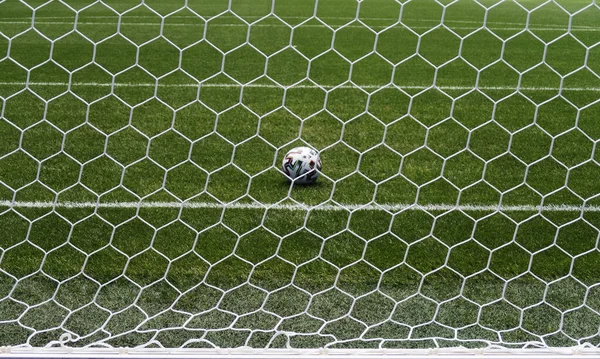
[0,0,600,350]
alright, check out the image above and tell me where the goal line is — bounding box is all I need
[1,200,599,212]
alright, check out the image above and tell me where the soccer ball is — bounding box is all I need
[282,146,322,184]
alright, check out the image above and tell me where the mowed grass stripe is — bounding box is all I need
[1,204,600,348]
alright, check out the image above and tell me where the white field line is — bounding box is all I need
[0,16,543,22]
[1,201,600,212]
[0,15,597,29]
[1,81,599,92]
[0,15,573,24]
[0,20,598,31]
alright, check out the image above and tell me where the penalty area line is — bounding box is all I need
[1,201,600,212]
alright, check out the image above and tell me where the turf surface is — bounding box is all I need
[0,0,600,350]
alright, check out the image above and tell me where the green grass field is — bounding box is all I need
[1,0,600,350]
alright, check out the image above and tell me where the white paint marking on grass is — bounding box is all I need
[1,201,599,212]
[0,19,599,31]
[0,15,596,29]
[1,81,599,92]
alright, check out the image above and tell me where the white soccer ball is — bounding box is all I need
[282,146,322,184]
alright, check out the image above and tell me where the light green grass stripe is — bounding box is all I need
[2,81,600,92]
[2,201,600,212]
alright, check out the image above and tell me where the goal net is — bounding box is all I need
[0,0,599,355]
